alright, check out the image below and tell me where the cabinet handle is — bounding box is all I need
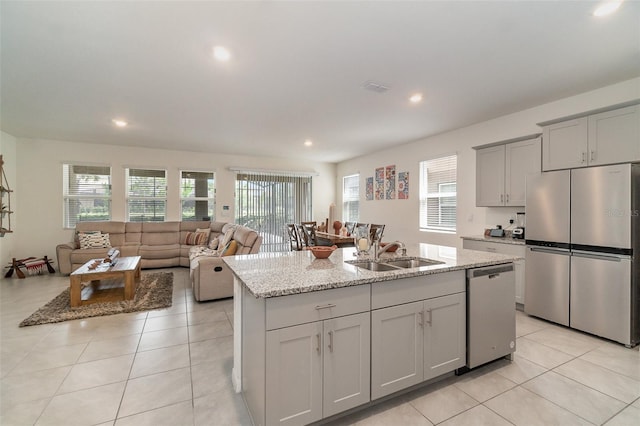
[328,330,334,352]
[500,194,504,203]
[506,194,509,203]
[581,152,586,163]
[590,151,595,162]
[426,309,432,326]
[316,333,321,354]
[418,311,424,327]
[315,303,336,310]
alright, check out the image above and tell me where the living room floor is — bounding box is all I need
[0,268,638,426]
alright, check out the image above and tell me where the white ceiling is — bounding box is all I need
[1,1,639,163]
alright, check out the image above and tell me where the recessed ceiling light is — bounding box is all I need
[409,93,423,103]
[304,139,313,147]
[213,46,231,62]
[593,1,623,17]
[112,119,128,127]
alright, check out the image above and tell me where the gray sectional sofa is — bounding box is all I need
[56,220,262,301]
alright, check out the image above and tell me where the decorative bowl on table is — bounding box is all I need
[306,245,338,259]
[379,242,398,252]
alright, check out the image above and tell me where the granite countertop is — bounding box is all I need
[461,235,526,245]
[223,243,521,298]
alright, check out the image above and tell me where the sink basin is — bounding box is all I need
[385,258,444,268]
[349,261,400,272]
[348,257,444,272]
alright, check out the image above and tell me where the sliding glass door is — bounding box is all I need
[235,172,312,252]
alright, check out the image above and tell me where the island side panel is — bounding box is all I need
[241,282,267,426]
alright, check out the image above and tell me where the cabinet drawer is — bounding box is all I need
[371,271,464,310]
[266,285,370,330]
[463,239,525,257]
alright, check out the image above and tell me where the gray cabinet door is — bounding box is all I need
[424,293,466,380]
[476,145,505,206]
[266,321,323,426]
[505,137,541,206]
[323,312,370,417]
[371,301,424,400]
[588,105,640,166]
[542,117,588,171]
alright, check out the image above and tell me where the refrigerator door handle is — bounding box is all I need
[529,247,570,255]
[571,250,628,262]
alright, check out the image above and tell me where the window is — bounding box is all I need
[63,164,112,228]
[235,172,312,252]
[180,171,215,221]
[342,174,359,223]
[419,154,457,232]
[126,168,167,222]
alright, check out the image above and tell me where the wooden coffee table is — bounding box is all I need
[70,256,141,307]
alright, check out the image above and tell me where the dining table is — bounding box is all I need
[315,231,355,248]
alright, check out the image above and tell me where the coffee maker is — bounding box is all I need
[512,212,525,239]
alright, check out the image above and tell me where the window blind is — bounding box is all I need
[126,168,167,222]
[63,164,111,228]
[181,171,215,221]
[419,155,457,232]
[235,172,312,252]
[342,174,360,222]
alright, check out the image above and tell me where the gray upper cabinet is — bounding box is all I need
[475,135,541,207]
[541,103,640,171]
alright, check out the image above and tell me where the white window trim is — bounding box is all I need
[62,163,112,229]
[419,154,458,233]
[126,167,167,222]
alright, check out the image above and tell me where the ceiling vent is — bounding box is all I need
[363,81,390,93]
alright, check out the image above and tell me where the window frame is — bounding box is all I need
[126,167,167,222]
[419,154,458,233]
[180,170,216,221]
[342,173,360,223]
[62,163,112,229]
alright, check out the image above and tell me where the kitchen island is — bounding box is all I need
[224,244,520,426]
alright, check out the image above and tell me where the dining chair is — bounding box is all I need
[370,224,385,242]
[300,222,319,246]
[286,224,302,251]
[344,221,356,235]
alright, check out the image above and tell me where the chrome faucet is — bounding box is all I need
[373,241,406,260]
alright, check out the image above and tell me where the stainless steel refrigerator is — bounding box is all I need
[525,163,639,346]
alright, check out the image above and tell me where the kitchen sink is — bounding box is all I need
[349,261,400,272]
[385,258,444,268]
[347,257,444,272]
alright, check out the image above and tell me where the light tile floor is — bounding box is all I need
[1,268,638,425]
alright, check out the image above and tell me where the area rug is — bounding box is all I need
[19,272,173,327]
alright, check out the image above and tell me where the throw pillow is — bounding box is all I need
[221,240,238,257]
[218,226,236,249]
[185,231,208,246]
[79,232,111,249]
[74,230,101,248]
[196,227,211,239]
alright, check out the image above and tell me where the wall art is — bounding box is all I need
[385,165,396,200]
[375,167,384,200]
[398,171,409,199]
[365,177,373,200]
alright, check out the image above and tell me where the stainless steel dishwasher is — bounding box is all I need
[466,263,516,369]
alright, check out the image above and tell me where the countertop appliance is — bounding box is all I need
[466,264,516,369]
[512,212,525,239]
[525,163,639,346]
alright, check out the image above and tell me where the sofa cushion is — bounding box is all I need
[141,222,180,245]
[138,244,180,259]
[70,248,111,265]
[125,222,142,244]
[76,221,126,247]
